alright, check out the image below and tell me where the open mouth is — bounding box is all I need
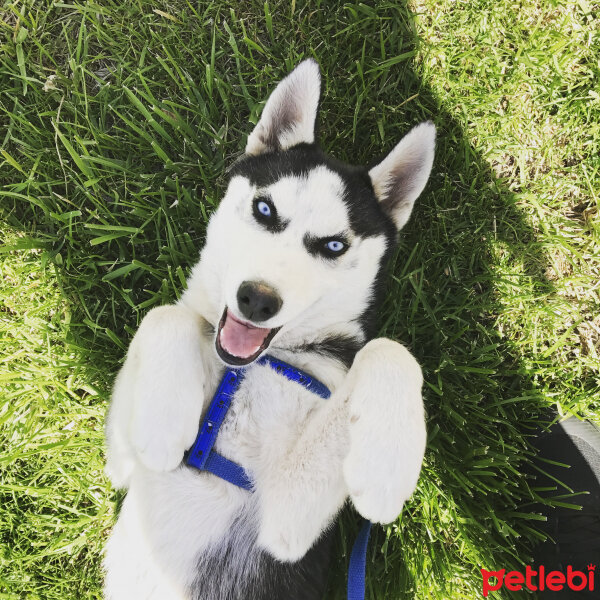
[215,308,281,366]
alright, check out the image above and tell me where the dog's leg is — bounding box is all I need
[343,338,426,524]
[105,352,138,488]
[256,339,426,560]
[105,305,208,487]
[256,391,351,562]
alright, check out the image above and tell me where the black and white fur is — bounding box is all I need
[104,59,435,600]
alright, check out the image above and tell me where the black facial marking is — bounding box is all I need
[299,335,362,368]
[252,195,288,233]
[230,144,397,240]
[230,144,399,340]
[303,233,349,259]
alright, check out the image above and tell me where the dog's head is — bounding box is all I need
[185,59,435,366]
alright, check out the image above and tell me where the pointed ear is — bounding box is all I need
[369,122,436,230]
[245,59,321,156]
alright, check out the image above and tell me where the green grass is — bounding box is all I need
[1,0,598,598]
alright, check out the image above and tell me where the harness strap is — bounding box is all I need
[186,368,244,472]
[185,354,371,600]
[257,354,332,399]
[202,450,253,490]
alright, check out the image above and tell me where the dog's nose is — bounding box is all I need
[237,281,282,323]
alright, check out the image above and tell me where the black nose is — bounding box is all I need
[237,281,282,323]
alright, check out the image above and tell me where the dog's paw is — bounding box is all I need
[130,374,203,472]
[343,440,424,523]
[126,305,207,473]
[257,517,311,562]
[131,427,188,472]
[342,338,426,523]
[105,446,136,488]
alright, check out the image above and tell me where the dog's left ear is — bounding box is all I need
[369,122,436,231]
[245,59,321,156]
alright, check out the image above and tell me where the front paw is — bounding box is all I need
[342,338,426,523]
[131,418,192,472]
[257,513,313,563]
[129,370,204,472]
[127,306,207,472]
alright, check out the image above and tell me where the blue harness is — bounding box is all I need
[186,354,372,600]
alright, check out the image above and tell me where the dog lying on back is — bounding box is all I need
[104,59,434,600]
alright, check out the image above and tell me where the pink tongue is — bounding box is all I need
[219,312,271,358]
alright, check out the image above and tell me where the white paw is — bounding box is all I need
[343,440,425,523]
[131,420,191,472]
[127,305,206,473]
[342,338,426,523]
[130,377,203,472]
[105,450,136,488]
[257,519,309,562]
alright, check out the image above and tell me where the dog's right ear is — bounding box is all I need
[369,122,436,231]
[245,59,321,156]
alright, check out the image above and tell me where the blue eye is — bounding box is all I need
[254,196,285,232]
[326,240,346,253]
[257,201,271,217]
[304,235,349,258]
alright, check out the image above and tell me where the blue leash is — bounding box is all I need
[185,354,372,600]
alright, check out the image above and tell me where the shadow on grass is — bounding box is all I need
[0,1,585,598]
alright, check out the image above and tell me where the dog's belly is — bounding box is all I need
[214,362,328,467]
[104,467,250,600]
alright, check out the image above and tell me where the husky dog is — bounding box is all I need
[104,59,434,600]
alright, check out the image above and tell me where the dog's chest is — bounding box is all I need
[213,363,325,468]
